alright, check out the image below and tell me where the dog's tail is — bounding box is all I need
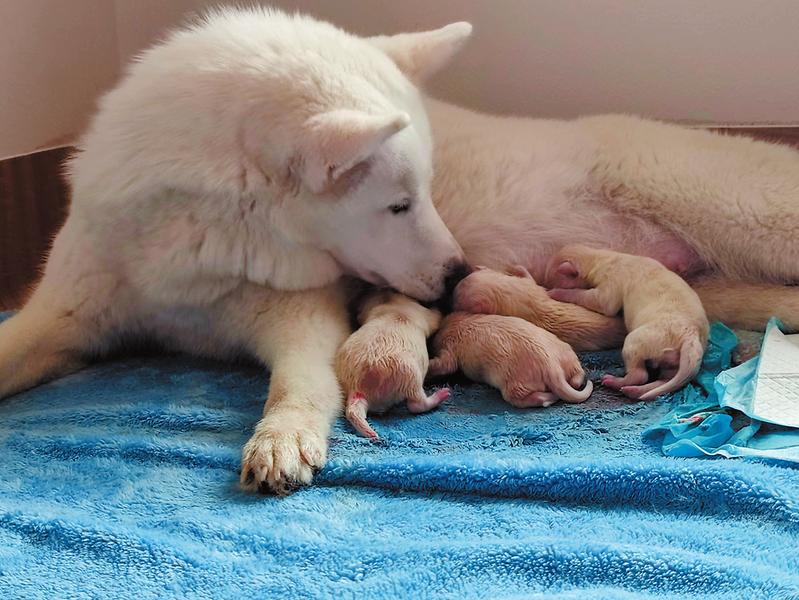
[345,391,379,441]
[692,276,799,331]
[551,373,594,404]
[637,336,705,401]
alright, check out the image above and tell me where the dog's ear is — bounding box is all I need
[369,22,473,84]
[302,109,410,194]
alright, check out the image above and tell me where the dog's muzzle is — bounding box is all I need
[429,260,472,311]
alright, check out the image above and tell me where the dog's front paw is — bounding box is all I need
[240,417,327,495]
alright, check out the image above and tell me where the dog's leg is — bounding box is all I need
[0,224,128,399]
[406,387,450,414]
[345,392,379,440]
[584,115,799,283]
[692,276,799,331]
[547,287,620,317]
[513,391,558,408]
[601,334,649,391]
[0,305,89,398]
[427,350,458,378]
[233,283,351,494]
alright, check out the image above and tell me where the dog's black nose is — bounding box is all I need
[442,260,472,302]
[425,261,472,312]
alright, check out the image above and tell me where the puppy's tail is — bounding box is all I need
[551,373,594,404]
[638,336,705,401]
[345,391,379,441]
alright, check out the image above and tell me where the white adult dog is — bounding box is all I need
[1,8,797,493]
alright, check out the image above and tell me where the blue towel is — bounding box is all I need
[0,315,797,598]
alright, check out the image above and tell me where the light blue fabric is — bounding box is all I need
[644,321,799,463]
[0,314,797,599]
[716,317,799,427]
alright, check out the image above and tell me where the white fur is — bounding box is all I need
[0,8,468,495]
[428,101,799,285]
[2,8,799,493]
[69,7,464,302]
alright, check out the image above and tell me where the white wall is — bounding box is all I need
[2,0,798,159]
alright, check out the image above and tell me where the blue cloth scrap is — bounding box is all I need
[644,322,799,464]
[0,313,797,598]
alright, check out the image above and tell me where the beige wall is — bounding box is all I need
[0,0,119,159]
[2,0,799,159]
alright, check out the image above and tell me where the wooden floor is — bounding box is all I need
[1,127,798,310]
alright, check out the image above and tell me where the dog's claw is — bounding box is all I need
[240,417,327,495]
[242,468,255,486]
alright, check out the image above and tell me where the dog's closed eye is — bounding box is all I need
[388,200,411,214]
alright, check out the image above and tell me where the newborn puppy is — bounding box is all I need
[429,312,593,407]
[336,290,449,440]
[453,265,626,351]
[547,244,709,400]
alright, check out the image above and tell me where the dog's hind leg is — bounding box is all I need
[601,331,650,392]
[427,350,458,378]
[692,276,799,331]
[0,305,88,399]
[0,223,130,399]
[406,386,450,414]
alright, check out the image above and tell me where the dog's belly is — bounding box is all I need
[428,99,715,285]
[472,212,702,285]
[438,180,705,286]
[146,303,248,361]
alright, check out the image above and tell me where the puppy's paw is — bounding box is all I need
[548,287,596,309]
[511,391,558,408]
[547,288,572,303]
[240,418,327,495]
[601,374,625,390]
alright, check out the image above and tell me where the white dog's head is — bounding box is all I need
[271,15,473,301]
[74,8,471,302]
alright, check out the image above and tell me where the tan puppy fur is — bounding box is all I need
[335,291,448,440]
[547,245,709,400]
[429,313,593,407]
[453,265,626,351]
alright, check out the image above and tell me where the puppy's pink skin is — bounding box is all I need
[408,387,451,413]
[336,291,447,439]
[453,266,626,351]
[430,312,593,407]
[345,392,379,440]
[548,244,709,400]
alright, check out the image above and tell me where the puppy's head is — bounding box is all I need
[358,290,441,335]
[452,265,536,314]
[546,245,597,289]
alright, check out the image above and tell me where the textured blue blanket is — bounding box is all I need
[0,324,797,598]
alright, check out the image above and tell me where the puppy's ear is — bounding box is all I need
[556,260,580,279]
[369,22,473,84]
[302,110,410,194]
[507,265,533,279]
